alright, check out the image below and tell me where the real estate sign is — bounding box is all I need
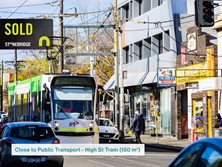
[0,19,53,49]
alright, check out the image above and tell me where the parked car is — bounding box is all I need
[99,118,119,142]
[169,138,222,167]
[0,122,63,167]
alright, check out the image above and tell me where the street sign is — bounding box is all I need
[0,19,53,49]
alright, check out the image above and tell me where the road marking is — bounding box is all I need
[88,159,115,167]
[146,153,177,157]
[114,157,160,167]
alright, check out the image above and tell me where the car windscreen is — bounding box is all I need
[99,120,113,126]
[10,126,55,140]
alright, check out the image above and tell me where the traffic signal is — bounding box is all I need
[195,0,214,27]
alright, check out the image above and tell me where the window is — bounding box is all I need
[144,38,151,58]
[164,30,170,52]
[10,126,55,139]
[134,0,143,17]
[144,0,151,13]
[123,46,129,64]
[122,4,129,21]
[100,119,113,127]
[153,33,163,55]
[197,146,222,167]
[171,144,203,167]
[138,0,142,15]
[134,41,143,61]
[1,126,10,138]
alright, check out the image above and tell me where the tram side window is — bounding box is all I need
[43,90,51,123]
[32,93,40,121]
[8,95,14,122]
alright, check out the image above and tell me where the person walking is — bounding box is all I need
[130,113,145,143]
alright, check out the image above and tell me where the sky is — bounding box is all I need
[0,0,113,62]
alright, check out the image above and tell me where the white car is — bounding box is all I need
[99,118,119,141]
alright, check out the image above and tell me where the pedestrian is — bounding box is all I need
[214,113,222,128]
[130,113,145,144]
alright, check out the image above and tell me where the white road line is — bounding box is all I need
[88,159,116,167]
[114,157,161,167]
[146,153,177,157]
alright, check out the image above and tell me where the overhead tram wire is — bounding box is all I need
[0,1,58,10]
[7,0,29,18]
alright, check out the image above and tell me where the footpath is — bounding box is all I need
[124,135,191,152]
[141,135,191,152]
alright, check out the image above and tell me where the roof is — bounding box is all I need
[195,138,222,147]
[6,122,50,128]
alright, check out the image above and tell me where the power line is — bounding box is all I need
[0,1,58,10]
[7,0,29,18]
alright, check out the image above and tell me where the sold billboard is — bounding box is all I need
[0,19,53,49]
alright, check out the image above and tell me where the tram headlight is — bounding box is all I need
[88,122,93,128]
[55,121,60,128]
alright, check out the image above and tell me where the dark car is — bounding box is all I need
[169,138,222,167]
[0,122,63,167]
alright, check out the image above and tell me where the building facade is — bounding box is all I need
[105,0,178,136]
[104,0,219,138]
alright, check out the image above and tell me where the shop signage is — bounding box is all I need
[0,19,53,49]
[176,48,214,85]
[157,68,176,87]
[199,77,222,91]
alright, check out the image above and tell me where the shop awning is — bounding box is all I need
[142,72,157,84]
[104,75,115,90]
[104,72,157,90]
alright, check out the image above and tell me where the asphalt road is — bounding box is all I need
[63,152,177,167]
[56,135,179,167]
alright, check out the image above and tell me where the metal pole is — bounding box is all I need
[88,28,94,76]
[14,49,18,122]
[1,60,3,111]
[14,49,17,82]
[119,25,125,141]
[114,0,120,130]
[59,0,64,73]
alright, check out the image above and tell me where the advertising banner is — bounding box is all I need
[157,68,176,87]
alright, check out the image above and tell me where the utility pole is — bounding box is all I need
[114,0,120,130]
[14,49,17,82]
[119,20,125,141]
[59,0,64,73]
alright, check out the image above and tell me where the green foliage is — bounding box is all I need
[18,58,49,80]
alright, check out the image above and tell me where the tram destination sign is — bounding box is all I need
[0,19,53,49]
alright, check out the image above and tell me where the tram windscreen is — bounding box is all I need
[51,76,95,88]
[52,88,94,120]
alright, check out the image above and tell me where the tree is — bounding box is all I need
[18,58,49,80]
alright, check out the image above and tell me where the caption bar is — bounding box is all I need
[12,144,145,156]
